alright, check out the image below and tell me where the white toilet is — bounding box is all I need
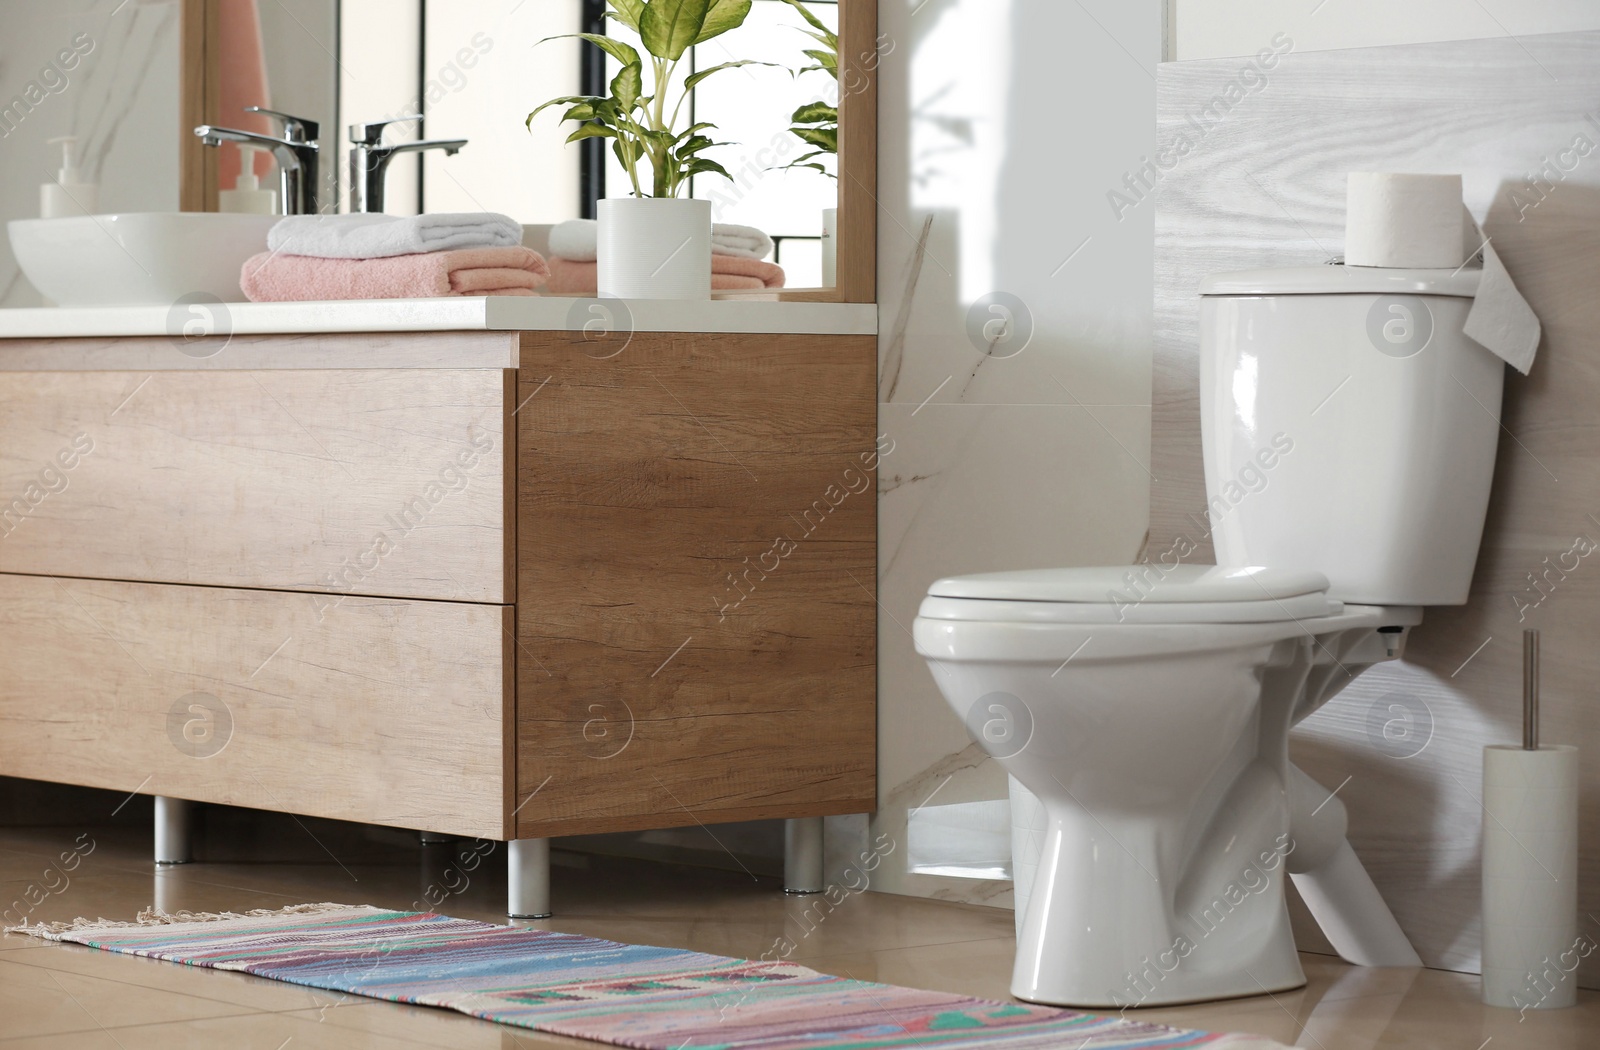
[914,264,1503,1007]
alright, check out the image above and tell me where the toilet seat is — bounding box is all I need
[920,564,1339,624]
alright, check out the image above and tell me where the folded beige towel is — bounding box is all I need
[241,246,550,301]
[546,254,784,296]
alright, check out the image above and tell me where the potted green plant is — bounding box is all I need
[774,0,839,285]
[529,0,758,299]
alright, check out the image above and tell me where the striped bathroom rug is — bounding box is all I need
[14,905,1287,1049]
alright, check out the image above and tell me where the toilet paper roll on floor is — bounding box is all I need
[1481,743,1579,1009]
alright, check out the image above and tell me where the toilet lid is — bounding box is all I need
[923,565,1335,624]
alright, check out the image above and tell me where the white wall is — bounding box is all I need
[870,0,1156,904]
[1173,0,1600,60]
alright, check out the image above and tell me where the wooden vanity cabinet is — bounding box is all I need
[0,329,877,844]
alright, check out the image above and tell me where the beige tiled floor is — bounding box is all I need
[0,815,1595,1048]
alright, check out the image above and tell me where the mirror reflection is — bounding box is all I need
[0,0,845,303]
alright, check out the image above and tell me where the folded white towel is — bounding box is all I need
[548,217,774,262]
[267,212,524,259]
[548,218,601,262]
[711,223,773,261]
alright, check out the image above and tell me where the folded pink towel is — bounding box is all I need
[546,254,785,296]
[241,246,550,301]
[713,253,787,288]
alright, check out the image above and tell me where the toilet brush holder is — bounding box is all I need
[1481,629,1579,1009]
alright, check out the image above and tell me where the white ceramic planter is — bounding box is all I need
[598,197,712,300]
[821,206,838,287]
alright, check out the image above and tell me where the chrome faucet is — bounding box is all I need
[194,107,322,215]
[348,117,468,213]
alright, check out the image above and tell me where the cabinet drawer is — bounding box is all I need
[0,369,512,602]
[0,574,510,839]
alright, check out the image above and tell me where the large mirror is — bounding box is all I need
[176,0,875,300]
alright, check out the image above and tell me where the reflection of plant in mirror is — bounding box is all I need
[528,0,762,198]
[775,0,837,178]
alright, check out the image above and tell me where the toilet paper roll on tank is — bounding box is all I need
[1344,171,1542,376]
[1346,172,1466,268]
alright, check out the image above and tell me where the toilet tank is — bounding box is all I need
[1198,265,1505,606]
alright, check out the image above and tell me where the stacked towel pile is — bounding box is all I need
[545,218,784,295]
[241,213,550,301]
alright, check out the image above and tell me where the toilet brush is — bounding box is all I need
[1481,629,1579,1008]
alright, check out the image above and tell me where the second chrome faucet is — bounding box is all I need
[193,109,467,215]
[348,117,468,213]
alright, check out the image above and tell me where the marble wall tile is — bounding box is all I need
[1,0,180,306]
[868,401,1149,903]
[863,0,1161,905]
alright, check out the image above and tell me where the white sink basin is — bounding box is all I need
[7,213,279,307]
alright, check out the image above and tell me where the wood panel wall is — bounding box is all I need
[1153,30,1600,984]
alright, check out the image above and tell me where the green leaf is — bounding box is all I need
[790,101,836,125]
[566,124,618,144]
[639,0,710,60]
[527,94,602,125]
[611,61,643,111]
[674,134,714,158]
[674,121,716,141]
[803,48,838,76]
[607,0,645,31]
[793,126,837,153]
[774,0,834,45]
[540,32,641,69]
[694,0,752,44]
[685,157,733,182]
[682,59,767,92]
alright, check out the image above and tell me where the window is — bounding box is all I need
[600,0,839,286]
[340,0,836,284]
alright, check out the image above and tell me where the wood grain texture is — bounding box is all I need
[0,368,511,602]
[179,0,219,214]
[837,0,879,304]
[710,288,842,302]
[0,331,520,370]
[0,574,509,839]
[1153,30,1600,984]
[512,330,878,839]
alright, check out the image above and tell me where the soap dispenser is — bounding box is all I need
[220,143,279,215]
[40,136,97,219]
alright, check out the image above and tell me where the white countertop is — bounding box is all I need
[0,296,877,339]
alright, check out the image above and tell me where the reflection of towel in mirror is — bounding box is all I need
[217,0,272,189]
[241,246,550,301]
[545,254,784,296]
[548,218,775,262]
[710,223,774,260]
[267,212,524,259]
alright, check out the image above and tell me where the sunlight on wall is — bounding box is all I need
[908,0,1011,302]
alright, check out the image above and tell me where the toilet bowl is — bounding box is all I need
[916,565,1419,1006]
[915,264,1505,1007]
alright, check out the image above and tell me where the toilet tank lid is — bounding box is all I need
[1199,264,1481,298]
[926,565,1329,604]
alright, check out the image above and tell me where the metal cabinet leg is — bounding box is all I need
[154,797,195,865]
[508,838,551,918]
[784,817,824,895]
